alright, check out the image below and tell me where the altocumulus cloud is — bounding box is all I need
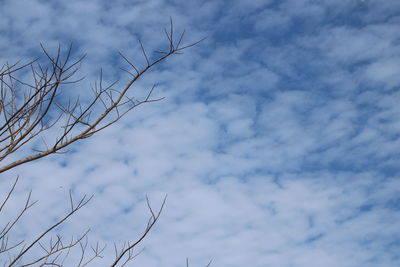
[1,0,400,266]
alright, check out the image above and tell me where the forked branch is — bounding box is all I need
[0,21,204,173]
[110,195,167,267]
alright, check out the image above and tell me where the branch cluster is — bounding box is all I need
[0,177,166,267]
[0,21,209,267]
[0,21,204,173]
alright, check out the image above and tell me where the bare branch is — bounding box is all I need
[7,194,92,266]
[110,195,167,267]
[0,176,18,213]
[0,26,204,173]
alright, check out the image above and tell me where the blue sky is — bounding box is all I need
[1,0,400,266]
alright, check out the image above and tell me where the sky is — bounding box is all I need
[1,0,400,266]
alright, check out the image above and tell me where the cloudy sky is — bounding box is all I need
[1,0,400,266]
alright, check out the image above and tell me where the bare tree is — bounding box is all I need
[0,21,207,266]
